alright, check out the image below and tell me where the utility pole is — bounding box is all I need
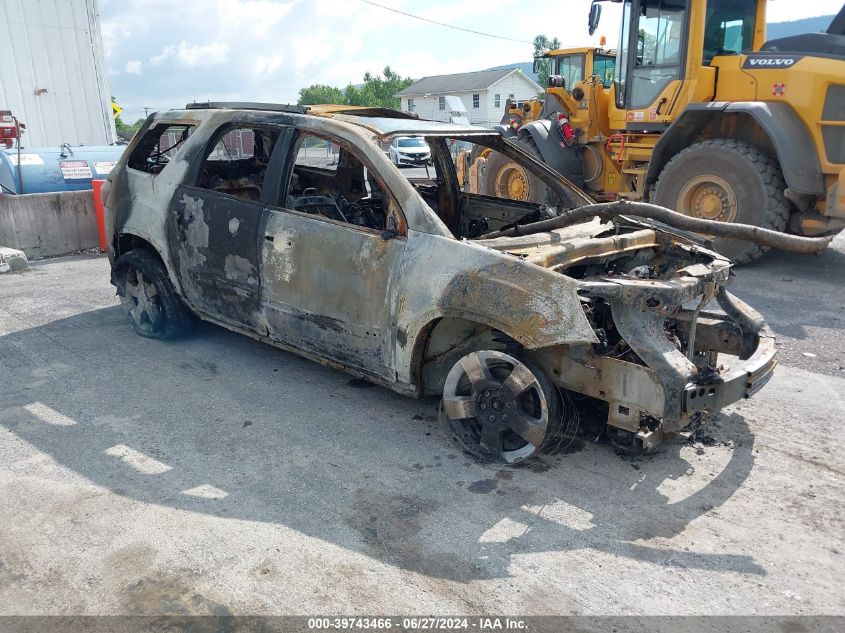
[143,107,151,117]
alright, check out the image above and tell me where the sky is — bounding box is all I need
[100,0,844,122]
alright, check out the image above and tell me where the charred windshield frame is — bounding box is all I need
[433,136,588,205]
[396,133,592,237]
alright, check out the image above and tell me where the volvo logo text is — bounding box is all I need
[742,55,803,69]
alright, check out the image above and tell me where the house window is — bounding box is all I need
[472,93,480,109]
[407,98,415,113]
[494,94,500,108]
[438,96,445,111]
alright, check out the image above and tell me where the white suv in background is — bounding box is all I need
[388,136,431,167]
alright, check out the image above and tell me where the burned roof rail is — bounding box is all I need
[185,102,308,114]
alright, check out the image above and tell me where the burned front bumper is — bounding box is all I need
[554,267,776,450]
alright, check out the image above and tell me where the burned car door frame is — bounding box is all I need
[259,127,407,381]
[167,119,293,331]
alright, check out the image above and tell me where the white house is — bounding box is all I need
[396,68,543,127]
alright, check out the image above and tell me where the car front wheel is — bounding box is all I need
[115,249,193,339]
[442,350,563,464]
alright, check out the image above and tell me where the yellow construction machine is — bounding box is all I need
[460,0,845,262]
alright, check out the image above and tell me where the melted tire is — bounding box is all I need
[115,249,194,340]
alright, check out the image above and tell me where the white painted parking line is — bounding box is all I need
[183,484,229,499]
[22,402,77,426]
[104,444,172,475]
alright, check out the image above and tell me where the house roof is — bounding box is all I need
[396,68,540,97]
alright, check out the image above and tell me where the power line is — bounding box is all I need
[358,0,533,44]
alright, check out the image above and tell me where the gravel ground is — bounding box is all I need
[0,235,842,616]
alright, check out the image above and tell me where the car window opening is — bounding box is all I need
[196,126,278,201]
[285,131,403,234]
[127,123,196,174]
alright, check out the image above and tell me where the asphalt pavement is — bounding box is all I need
[0,235,842,615]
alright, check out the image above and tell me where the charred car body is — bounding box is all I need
[104,103,776,463]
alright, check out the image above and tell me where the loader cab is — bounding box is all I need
[548,50,617,89]
[614,0,690,110]
[607,0,764,115]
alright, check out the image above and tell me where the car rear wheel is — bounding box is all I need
[116,249,193,340]
[653,139,790,264]
[442,350,561,464]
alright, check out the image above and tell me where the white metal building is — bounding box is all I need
[397,68,543,127]
[0,0,116,148]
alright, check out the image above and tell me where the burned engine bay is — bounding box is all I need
[476,218,776,452]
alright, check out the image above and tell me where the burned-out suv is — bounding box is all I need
[104,102,776,463]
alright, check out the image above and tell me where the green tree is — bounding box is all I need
[297,67,413,110]
[638,28,658,63]
[297,84,346,106]
[111,97,144,141]
[114,116,143,141]
[533,34,561,90]
[351,66,413,110]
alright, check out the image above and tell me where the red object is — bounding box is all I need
[0,111,18,148]
[557,114,575,145]
[772,82,786,97]
[91,179,108,251]
[606,133,626,162]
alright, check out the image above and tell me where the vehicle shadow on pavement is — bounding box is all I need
[0,306,764,584]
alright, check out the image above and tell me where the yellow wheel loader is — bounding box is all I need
[461,0,845,263]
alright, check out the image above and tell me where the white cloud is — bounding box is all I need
[215,0,295,35]
[150,41,230,68]
[98,0,618,115]
[251,54,285,80]
[176,41,230,67]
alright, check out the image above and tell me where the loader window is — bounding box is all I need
[620,0,687,110]
[552,54,586,89]
[592,54,616,88]
[615,1,632,108]
[703,0,757,63]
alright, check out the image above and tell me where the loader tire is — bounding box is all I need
[653,139,790,264]
[479,137,548,204]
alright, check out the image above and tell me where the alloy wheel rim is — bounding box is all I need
[442,350,549,463]
[121,268,162,332]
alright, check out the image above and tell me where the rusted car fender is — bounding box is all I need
[393,231,597,385]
